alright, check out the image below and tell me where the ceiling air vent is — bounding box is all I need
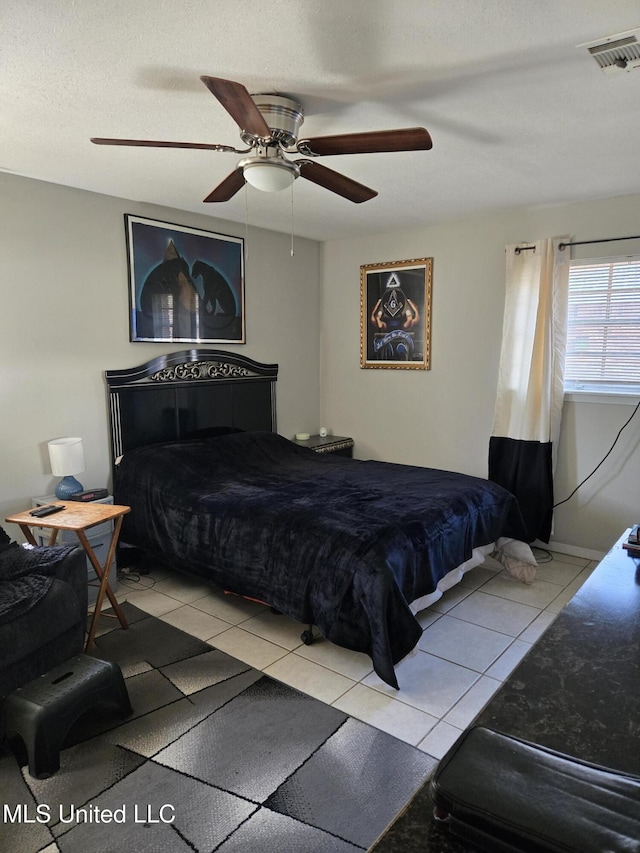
[579,28,640,74]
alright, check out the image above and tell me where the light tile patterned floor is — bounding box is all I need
[111,548,597,759]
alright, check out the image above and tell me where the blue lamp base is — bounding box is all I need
[55,476,84,499]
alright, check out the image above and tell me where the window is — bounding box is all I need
[564,256,640,394]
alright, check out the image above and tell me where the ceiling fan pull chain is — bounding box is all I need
[290,182,295,258]
[244,183,249,263]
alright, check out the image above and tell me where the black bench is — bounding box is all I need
[431,726,640,852]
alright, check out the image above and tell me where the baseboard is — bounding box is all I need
[534,538,605,562]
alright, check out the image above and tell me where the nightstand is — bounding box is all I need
[293,434,354,457]
[31,494,118,605]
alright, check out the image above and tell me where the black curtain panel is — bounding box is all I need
[489,436,553,543]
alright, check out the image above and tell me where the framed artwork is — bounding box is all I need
[360,257,432,369]
[125,214,245,343]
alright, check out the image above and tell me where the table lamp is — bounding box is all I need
[48,437,85,498]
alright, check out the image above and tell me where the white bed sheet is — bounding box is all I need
[409,539,537,615]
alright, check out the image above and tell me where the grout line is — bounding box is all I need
[133,559,593,748]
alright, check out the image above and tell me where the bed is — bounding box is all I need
[106,350,536,689]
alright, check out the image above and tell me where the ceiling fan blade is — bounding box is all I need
[91,137,240,151]
[300,127,432,156]
[200,76,271,138]
[203,169,246,202]
[298,161,377,203]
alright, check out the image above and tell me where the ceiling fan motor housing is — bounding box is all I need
[244,94,304,146]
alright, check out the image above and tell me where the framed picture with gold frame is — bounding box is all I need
[360,257,432,369]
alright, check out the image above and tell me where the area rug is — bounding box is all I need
[0,603,437,852]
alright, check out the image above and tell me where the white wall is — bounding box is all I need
[0,173,320,529]
[320,193,640,556]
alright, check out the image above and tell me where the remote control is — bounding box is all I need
[30,504,65,517]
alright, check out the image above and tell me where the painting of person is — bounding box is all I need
[361,258,432,369]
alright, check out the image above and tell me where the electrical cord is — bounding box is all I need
[553,398,640,508]
[116,569,157,590]
[531,547,553,563]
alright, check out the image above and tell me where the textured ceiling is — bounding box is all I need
[3,1,640,241]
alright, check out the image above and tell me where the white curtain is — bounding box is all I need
[489,237,570,542]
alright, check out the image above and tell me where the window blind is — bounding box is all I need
[565,257,640,393]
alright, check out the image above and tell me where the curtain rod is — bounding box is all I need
[514,234,640,254]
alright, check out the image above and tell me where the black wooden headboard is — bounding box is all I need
[105,349,278,472]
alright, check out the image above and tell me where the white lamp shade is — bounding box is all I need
[48,437,85,476]
[242,159,298,192]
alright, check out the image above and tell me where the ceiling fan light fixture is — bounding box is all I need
[240,157,300,192]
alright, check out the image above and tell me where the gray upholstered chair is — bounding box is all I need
[0,526,87,698]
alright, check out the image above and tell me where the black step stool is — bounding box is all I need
[1,654,132,778]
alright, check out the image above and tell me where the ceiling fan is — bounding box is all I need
[91,76,433,204]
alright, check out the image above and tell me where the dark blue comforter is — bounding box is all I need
[115,431,529,688]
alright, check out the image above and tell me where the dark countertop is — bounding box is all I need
[373,530,640,852]
[477,531,640,772]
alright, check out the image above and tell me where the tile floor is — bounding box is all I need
[107,547,597,760]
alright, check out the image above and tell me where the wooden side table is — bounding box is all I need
[5,502,131,651]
